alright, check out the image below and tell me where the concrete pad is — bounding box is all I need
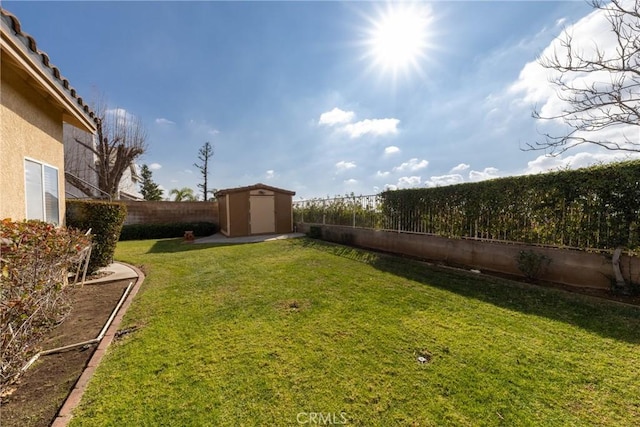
[85,262,138,284]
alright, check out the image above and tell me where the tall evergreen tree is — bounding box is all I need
[194,142,214,201]
[139,164,164,201]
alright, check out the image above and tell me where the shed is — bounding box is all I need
[215,183,296,237]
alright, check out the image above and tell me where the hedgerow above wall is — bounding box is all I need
[379,160,640,250]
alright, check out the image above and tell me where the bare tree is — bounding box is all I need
[65,99,147,198]
[529,0,639,154]
[194,142,214,201]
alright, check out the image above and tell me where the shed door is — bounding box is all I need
[250,195,275,234]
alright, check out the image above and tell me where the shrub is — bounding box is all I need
[378,160,640,250]
[119,222,218,241]
[0,219,90,392]
[66,200,127,274]
[516,250,551,281]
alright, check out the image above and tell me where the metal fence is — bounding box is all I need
[293,192,640,250]
[294,195,383,230]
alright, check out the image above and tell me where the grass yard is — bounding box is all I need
[71,238,640,426]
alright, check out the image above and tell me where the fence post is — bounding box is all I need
[322,199,326,225]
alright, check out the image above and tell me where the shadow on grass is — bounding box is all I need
[145,238,249,254]
[296,238,640,344]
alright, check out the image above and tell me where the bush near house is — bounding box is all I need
[119,222,218,241]
[66,200,127,274]
[0,219,91,393]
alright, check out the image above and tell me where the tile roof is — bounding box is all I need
[1,7,99,127]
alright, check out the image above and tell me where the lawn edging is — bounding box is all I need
[51,263,146,427]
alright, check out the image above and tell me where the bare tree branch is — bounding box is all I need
[65,96,147,198]
[529,0,640,155]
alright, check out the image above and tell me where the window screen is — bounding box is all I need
[24,159,59,225]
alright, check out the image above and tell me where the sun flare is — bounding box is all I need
[364,3,434,80]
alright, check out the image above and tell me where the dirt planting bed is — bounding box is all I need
[1,279,131,427]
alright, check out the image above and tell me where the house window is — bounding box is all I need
[25,159,60,225]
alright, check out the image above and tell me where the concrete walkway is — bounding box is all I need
[194,232,305,244]
[86,261,139,284]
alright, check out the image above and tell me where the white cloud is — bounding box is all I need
[155,118,175,125]
[397,176,421,188]
[449,163,470,173]
[318,107,355,126]
[384,184,398,191]
[393,158,429,173]
[376,170,390,178]
[105,108,130,120]
[343,118,400,138]
[149,163,162,170]
[266,170,275,179]
[188,119,220,137]
[524,151,640,175]
[344,178,358,185]
[509,4,634,128]
[384,145,400,155]
[469,167,500,182]
[184,169,193,174]
[335,161,357,171]
[425,174,464,188]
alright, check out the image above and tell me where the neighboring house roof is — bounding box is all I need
[215,183,296,197]
[1,8,98,133]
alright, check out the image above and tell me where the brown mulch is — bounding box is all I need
[1,279,131,427]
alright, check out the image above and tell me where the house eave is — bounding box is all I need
[1,9,98,134]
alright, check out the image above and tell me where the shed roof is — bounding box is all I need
[215,183,296,197]
[1,8,98,133]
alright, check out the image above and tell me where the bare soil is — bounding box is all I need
[1,279,131,427]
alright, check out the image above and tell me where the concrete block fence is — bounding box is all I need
[121,200,219,226]
[297,223,640,290]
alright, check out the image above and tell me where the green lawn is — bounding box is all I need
[71,238,640,426]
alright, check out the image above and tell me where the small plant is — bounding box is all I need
[308,226,322,239]
[516,250,551,281]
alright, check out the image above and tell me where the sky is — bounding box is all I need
[5,0,639,200]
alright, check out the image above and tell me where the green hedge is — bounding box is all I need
[379,160,640,250]
[66,200,127,274]
[119,222,218,241]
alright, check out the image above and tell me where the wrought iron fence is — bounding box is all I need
[293,187,640,250]
[294,195,382,230]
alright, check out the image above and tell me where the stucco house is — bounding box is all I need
[0,8,98,224]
